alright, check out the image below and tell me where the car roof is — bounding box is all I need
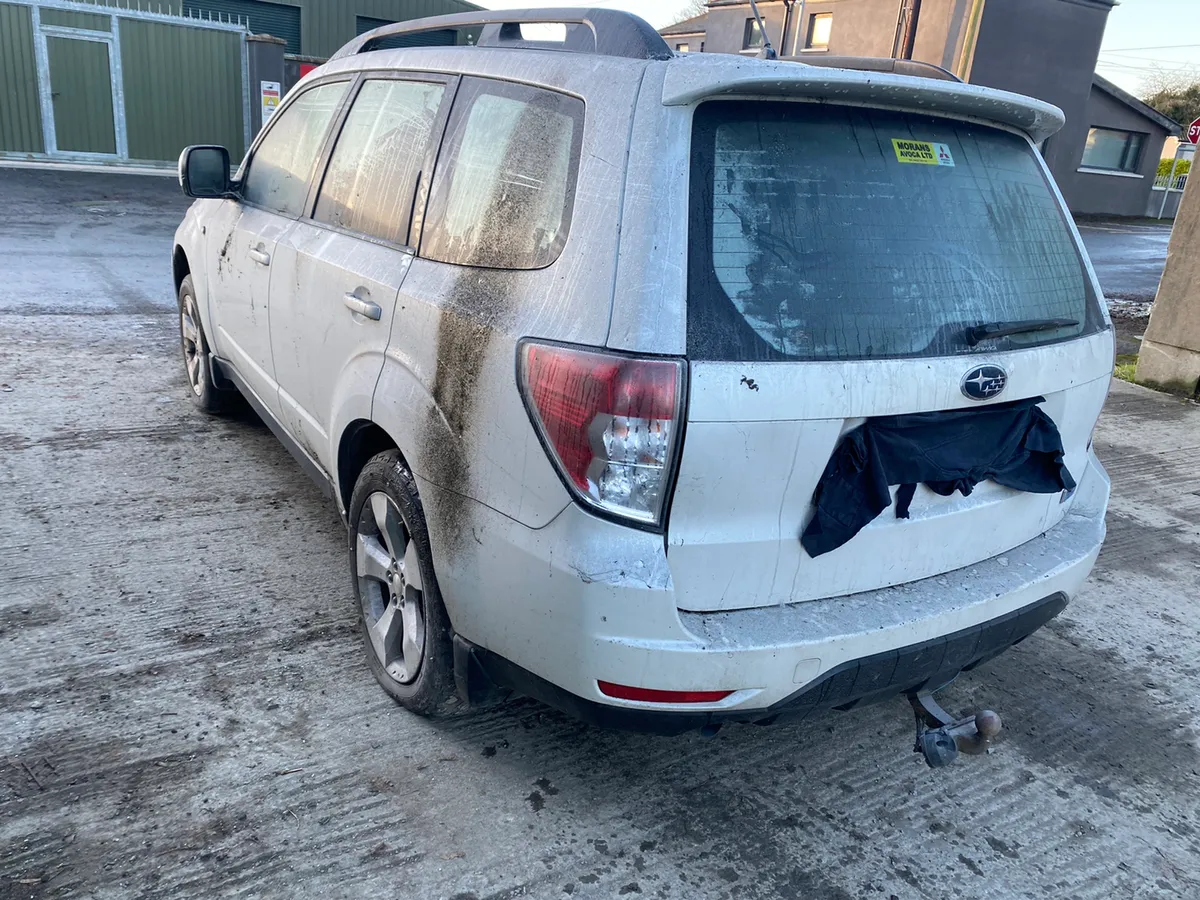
[314,9,1065,144]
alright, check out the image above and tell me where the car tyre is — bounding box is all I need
[349,450,456,716]
[177,274,229,414]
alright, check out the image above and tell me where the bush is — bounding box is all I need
[1158,158,1192,177]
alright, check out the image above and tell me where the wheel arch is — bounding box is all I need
[172,245,190,295]
[337,419,413,515]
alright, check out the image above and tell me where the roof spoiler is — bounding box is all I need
[661,62,1066,143]
[330,8,673,62]
[782,55,962,82]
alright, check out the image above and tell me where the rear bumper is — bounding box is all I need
[424,451,1109,731]
[463,591,1069,735]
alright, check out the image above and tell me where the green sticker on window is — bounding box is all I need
[892,139,955,166]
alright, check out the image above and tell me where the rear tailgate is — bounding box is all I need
[665,99,1111,613]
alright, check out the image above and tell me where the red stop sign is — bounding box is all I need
[1189,117,1200,145]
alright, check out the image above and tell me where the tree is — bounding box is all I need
[1141,70,1200,128]
[669,0,708,26]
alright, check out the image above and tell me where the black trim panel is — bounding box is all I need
[462,592,1069,735]
[212,356,335,501]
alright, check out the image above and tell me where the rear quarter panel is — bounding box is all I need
[366,55,650,635]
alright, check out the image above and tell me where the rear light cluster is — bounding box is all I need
[518,341,686,527]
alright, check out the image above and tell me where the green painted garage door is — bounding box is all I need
[47,36,117,154]
[121,18,246,162]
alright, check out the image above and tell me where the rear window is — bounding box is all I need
[688,101,1103,362]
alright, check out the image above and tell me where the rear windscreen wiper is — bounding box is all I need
[965,318,1080,347]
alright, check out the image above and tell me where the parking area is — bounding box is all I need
[2,168,1199,900]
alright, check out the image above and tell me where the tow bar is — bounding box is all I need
[908,692,1002,768]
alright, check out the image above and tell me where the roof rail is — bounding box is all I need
[330,8,673,62]
[782,55,962,83]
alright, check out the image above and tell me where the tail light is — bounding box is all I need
[518,340,686,527]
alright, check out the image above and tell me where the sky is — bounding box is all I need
[480,0,1200,97]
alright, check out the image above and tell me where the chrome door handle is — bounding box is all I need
[342,293,381,321]
[248,247,271,266]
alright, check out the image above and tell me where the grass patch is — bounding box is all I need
[1114,353,1139,383]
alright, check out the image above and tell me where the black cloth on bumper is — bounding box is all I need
[800,396,1076,558]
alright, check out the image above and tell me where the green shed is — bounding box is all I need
[0,0,477,167]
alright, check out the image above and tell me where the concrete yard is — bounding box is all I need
[2,169,1199,899]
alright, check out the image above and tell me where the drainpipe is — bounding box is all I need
[781,0,795,57]
[892,0,907,58]
[791,0,807,55]
[900,0,923,59]
[955,0,987,81]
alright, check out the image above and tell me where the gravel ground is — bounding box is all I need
[2,169,1200,900]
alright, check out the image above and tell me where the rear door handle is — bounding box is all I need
[248,247,271,266]
[342,293,381,321]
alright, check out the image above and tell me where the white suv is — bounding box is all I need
[172,10,1111,740]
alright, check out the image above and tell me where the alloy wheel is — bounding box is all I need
[356,492,426,685]
[180,294,205,397]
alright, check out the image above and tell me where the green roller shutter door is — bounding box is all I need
[121,19,245,162]
[0,2,43,153]
[184,0,301,52]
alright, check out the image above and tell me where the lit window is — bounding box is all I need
[806,13,832,50]
[1081,127,1146,173]
[743,17,763,49]
[677,42,689,53]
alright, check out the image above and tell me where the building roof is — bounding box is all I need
[659,13,708,37]
[1092,73,1182,136]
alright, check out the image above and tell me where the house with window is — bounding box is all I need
[659,0,1181,217]
[659,12,707,54]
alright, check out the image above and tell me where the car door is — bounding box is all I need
[268,74,455,474]
[205,79,350,417]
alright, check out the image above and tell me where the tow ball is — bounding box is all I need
[908,692,1002,768]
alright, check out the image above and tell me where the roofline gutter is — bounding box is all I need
[1091,74,1183,135]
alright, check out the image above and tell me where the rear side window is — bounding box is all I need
[314,78,446,245]
[241,81,347,217]
[688,102,1102,362]
[421,77,584,270]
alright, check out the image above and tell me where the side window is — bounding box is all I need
[314,78,446,246]
[241,81,348,217]
[421,77,584,270]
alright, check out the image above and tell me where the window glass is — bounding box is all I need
[807,13,832,49]
[421,77,583,270]
[314,79,445,245]
[688,102,1101,362]
[743,18,763,49]
[1081,127,1145,172]
[242,82,347,216]
[677,42,689,53]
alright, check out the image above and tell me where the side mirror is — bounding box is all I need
[178,145,232,198]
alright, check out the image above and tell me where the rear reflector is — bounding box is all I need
[598,681,732,704]
[518,341,685,526]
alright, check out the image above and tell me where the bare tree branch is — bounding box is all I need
[668,0,708,27]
